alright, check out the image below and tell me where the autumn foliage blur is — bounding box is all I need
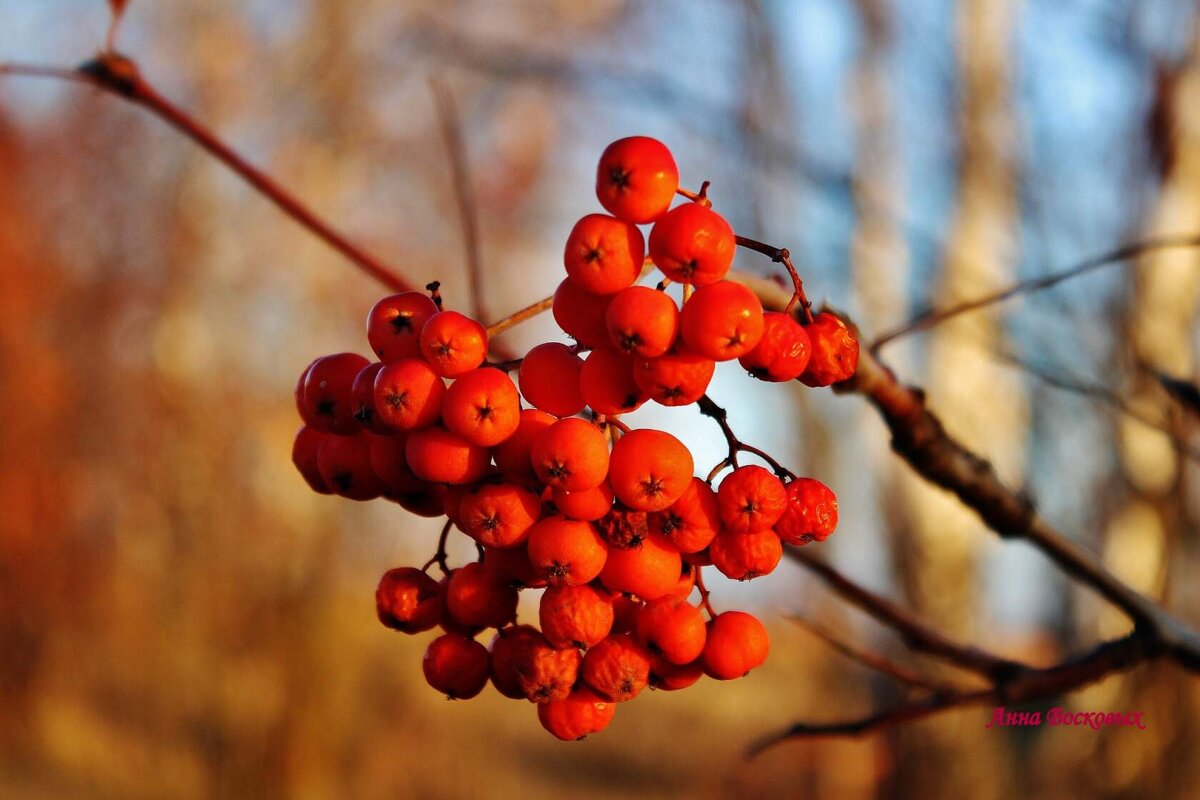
[2,2,1200,798]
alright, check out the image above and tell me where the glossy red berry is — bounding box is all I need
[595,136,679,224]
[563,214,645,295]
[301,353,371,434]
[799,312,859,387]
[423,634,491,699]
[375,567,440,633]
[739,311,812,382]
[648,202,736,286]
[366,291,440,362]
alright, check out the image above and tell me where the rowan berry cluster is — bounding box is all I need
[290,136,858,741]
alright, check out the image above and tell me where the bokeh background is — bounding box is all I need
[2,1,1200,797]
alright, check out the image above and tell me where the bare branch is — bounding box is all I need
[2,54,414,294]
[737,269,1200,670]
[748,632,1153,753]
[429,77,485,322]
[871,233,1200,352]
[788,548,1022,681]
[788,613,962,694]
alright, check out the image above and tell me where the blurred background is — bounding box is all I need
[2,1,1199,797]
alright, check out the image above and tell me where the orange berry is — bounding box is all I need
[717,465,788,533]
[537,687,616,741]
[390,485,447,517]
[441,366,521,447]
[539,584,615,650]
[552,481,614,522]
[367,432,424,494]
[701,611,769,680]
[609,592,644,636]
[480,543,547,590]
[444,561,519,630]
[648,202,736,286]
[579,347,647,415]
[635,596,707,665]
[420,310,488,378]
[375,567,440,634]
[665,560,696,598]
[632,346,715,406]
[518,343,585,417]
[316,432,385,500]
[457,481,542,549]
[493,408,556,485]
[292,425,332,494]
[423,633,491,699]
[649,654,704,691]
[595,136,679,224]
[582,634,652,702]
[373,357,446,431]
[564,213,645,295]
[648,477,720,553]
[404,425,490,485]
[302,352,371,434]
[605,286,679,357]
[799,312,860,387]
[679,280,765,361]
[350,362,392,434]
[739,311,811,382]
[598,532,682,600]
[552,278,614,349]
[526,515,609,586]
[608,428,694,512]
[531,417,610,492]
[709,528,783,581]
[366,291,439,362]
[489,625,542,699]
[775,477,838,545]
[514,632,584,703]
[594,504,650,550]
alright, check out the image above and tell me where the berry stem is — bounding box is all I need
[421,520,454,576]
[696,394,796,480]
[675,181,712,208]
[597,415,631,436]
[733,236,813,323]
[13,52,417,294]
[693,567,717,620]
[485,294,554,339]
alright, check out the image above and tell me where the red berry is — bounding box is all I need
[444,561,519,630]
[679,280,765,361]
[595,136,679,224]
[423,634,491,699]
[292,425,332,494]
[366,291,440,362]
[302,353,371,434]
[375,567,440,633]
[456,481,542,549]
[441,367,521,447]
[420,311,488,378]
[581,634,652,702]
[716,465,788,533]
[579,347,647,416]
[552,278,614,349]
[518,343,585,418]
[604,286,679,357]
[739,311,812,382]
[799,312,859,387]
[350,362,392,434]
[489,625,542,700]
[537,687,616,740]
[404,426,490,485]
[539,584,615,650]
[635,596,707,665]
[316,432,385,500]
[632,346,715,407]
[775,477,838,545]
[493,408,556,486]
[708,528,783,581]
[373,357,445,431]
[648,203,736,286]
[563,214,645,295]
[701,611,769,680]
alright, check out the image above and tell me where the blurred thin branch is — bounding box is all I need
[1,53,414,293]
[429,77,485,322]
[871,233,1200,352]
[787,613,963,694]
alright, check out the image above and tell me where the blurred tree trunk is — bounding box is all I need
[1088,43,1200,800]
[891,0,1024,796]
